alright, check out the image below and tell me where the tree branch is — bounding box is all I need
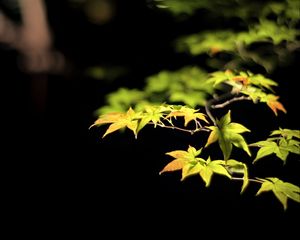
[204,92,234,126]
[211,96,251,109]
[150,123,210,134]
[205,100,216,126]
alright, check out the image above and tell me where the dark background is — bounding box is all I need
[2,0,299,235]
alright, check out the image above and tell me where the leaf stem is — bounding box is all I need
[231,177,263,184]
[153,123,210,134]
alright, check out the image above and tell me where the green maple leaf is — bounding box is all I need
[159,146,205,179]
[256,178,300,210]
[160,146,231,186]
[137,105,172,133]
[207,70,234,87]
[205,110,251,160]
[226,159,249,193]
[250,128,300,163]
[169,90,208,107]
[95,88,145,114]
[166,106,208,127]
[240,88,287,116]
[250,141,279,163]
[247,73,278,91]
[198,157,232,187]
[270,128,300,140]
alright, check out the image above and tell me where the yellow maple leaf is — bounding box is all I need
[166,106,208,126]
[91,108,140,138]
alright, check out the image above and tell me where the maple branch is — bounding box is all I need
[205,92,234,126]
[211,96,251,109]
[153,123,210,134]
[231,177,263,184]
[205,101,216,126]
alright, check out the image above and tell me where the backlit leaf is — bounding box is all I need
[242,164,249,193]
[252,141,278,163]
[182,162,203,180]
[271,128,300,139]
[248,74,278,91]
[161,148,232,187]
[256,178,300,210]
[226,159,249,193]
[250,129,300,163]
[92,108,141,138]
[200,166,213,187]
[205,111,251,160]
[159,159,185,175]
[207,70,233,87]
[256,181,273,195]
[273,190,288,210]
[265,95,287,116]
[208,160,232,179]
[166,106,208,126]
[205,126,218,147]
[162,146,204,176]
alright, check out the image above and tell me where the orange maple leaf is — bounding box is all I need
[159,159,185,175]
[266,96,287,116]
[232,76,250,86]
[210,46,221,55]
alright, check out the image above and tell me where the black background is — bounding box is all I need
[2,0,299,236]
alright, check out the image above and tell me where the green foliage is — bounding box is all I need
[86,66,128,81]
[250,128,300,163]
[226,159,249,193]
[177,20,298,55]
[91,0,300,210]
[155,0,300,22]
[92,104,209,138]
[205,110,251,160]
[208,70,287,115]
[256,178,300,210]
[145,66,213,107]
[96,66,213,114]
[177,19,299,71]
[95,88,145,114]
[160,146,231,186]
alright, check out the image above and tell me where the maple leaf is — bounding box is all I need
[159,146,205,179]
[249,140,279,163]
[264,95,287,116]
[256,178,300,210]
[226,159,249,193]
[207,70,233,87]
[250,128,300,163]
[232,76,249,86]
[198,157,231,187]
[270,128,300,140]
[247,74,278,91]
[137,105,171,133]
[205,110,251,160]
[166,106,208,127]
[91,108,141,138]
[160,146,231,187]
[239,88,287,116]
[169,91,207,107]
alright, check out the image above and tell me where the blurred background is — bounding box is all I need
[1,0,299,234]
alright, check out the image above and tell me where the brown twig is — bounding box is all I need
[211,96,251,109]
